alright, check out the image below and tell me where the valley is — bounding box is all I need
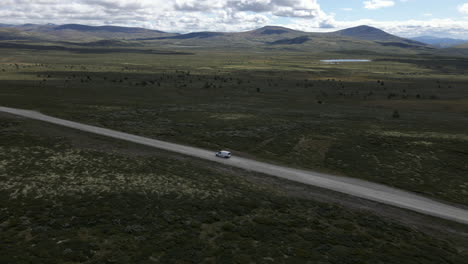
[1,23,468,263]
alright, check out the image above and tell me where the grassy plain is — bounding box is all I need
[1,115,468,263]
[1,47,467,205]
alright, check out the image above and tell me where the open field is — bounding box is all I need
[0,47,467,206]
[1,114,468,263]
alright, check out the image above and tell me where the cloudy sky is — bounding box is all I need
[1,0,468,38]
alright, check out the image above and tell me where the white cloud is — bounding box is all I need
[0,0,334,32]
[0,0,467,38]
[363,0,395,10]
[459,3,468,15]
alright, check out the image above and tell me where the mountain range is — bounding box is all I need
[0,23,173,42]
[0,23,460,55]
[410,36,468,48]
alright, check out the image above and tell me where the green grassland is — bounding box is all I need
[1,47,468,206]
[1,47,467,206]
[1,115,468,263]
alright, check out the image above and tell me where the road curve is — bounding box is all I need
[2,106,468,225]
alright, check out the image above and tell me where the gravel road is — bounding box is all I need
[2,106,468,225]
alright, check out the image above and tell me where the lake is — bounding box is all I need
[321,59,372,63]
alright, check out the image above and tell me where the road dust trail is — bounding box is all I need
[2,106,468,225]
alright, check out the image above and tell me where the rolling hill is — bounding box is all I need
[53,24,166,34]
[0,24,175,42]
[0,28,48,41]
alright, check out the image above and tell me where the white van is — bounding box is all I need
[215,150,232,159]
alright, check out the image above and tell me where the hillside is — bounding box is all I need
[0,28,50,41]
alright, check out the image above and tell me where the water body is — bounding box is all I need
[321,59,371,63]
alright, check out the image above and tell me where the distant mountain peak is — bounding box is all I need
[353,25,380,30]
[250,26,301,35]
[337,25,387,36]
[258,26,293,30]
[335,25,425,46]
